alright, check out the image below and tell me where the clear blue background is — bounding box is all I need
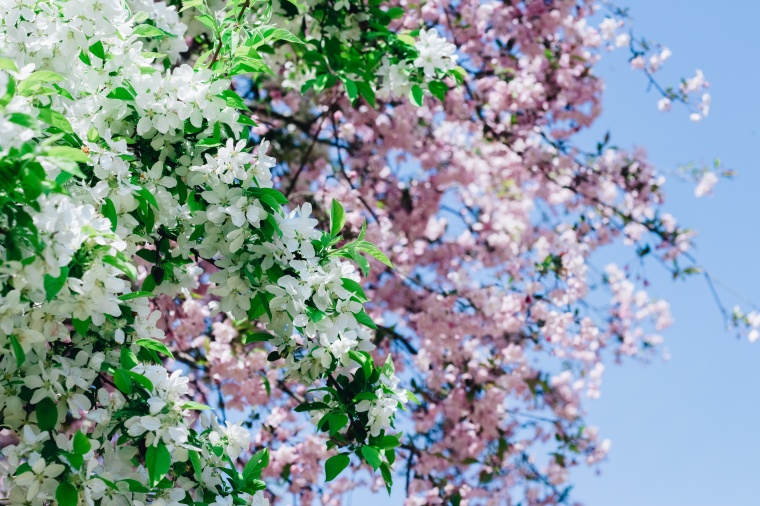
[356,1,760,504]
[571,1,760,504]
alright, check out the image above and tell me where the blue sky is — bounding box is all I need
[356,1,760,504]
[570,1,760,504]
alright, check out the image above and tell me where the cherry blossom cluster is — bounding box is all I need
[217,0,718,504]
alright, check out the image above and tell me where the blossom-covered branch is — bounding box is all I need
[0,0,408,504]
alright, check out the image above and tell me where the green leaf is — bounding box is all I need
[79,50,92,66]
[405,390,421,405]
[428,80,449,102]
[0,57,18,72]
[355,241,393,268]
[374,435,401,449]
[36,397,58,431]
[136,249,157,263]
[327,413,349,436]
[120,479,150,493]
[136,186,159,209]
[55,482,79,506]
[248,478,267,492]
[73,431,91,455]
[0,74,15,108]
[342,78,358,101]
[9,335,25,368]
[348,248,370,277]
[325,454,350,482]
[113,368,133,395]
[382,354,395,376]
[238,114,258,126]
[357,81,376,107]
[306,306,327,323]
[294,401,331,412]
[361,445,382,471]
[131,11,149,23]
[133,24,165,38]
[145,442,171,486]
[103,254,138,280]
[188,451,202,481]
[135,338,174,359]
[141,51,168,60]
[218,89,249,110]
[20,165,43,201]
[261,27,303,44]
[397,34,416,47]
[243,448,270,480]
[21,70,64,86]
[230,58,275,76]
[247,187,289,205]
[120,347,139,370]
[241,332,272,344]
[410,84,424,107]
[65,452,83,471]
[141,274,157,293]
[179,0,204,12]
[386,7,404,18]
[301,79,315,94]
[46,146,90,163]
[247,292,268,320]
[118,291,153,300]
[181,401,212,410]
[283,0,307,11]
[89,40,106,60]
[54,171,74,186]
[7,112,37,128]
[380,462,393,494]
[450,65,467,84]
[349,350,373,378]
[197,137,222,148]
[341,278,367,302]
[195,14,217,31]
[256,192,283,212]
[106,87,135,101]
[102,198,117,231]
[330,199,346,237]
[37,108,73,133]
[44,266,69,301]
[72,317,90,337]
[128,371,154,391]
[355,309,378,329]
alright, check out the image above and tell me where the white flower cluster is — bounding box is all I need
[378,28,458,100]
[413,28,458,78]
[307,357,409,438]
[257,2,458,103]
[355,363,409,437]
[377,58,414,99]
[0,0,404,503]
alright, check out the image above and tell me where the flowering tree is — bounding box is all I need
[206,1,718,505]
[0,0,726,505]
[0,0,415,504]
